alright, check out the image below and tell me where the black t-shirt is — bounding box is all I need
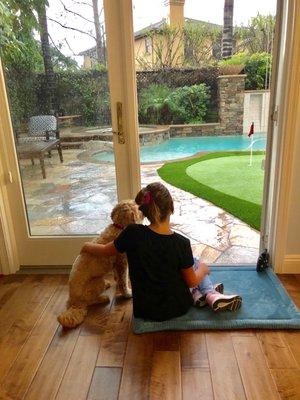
[114,224,194,321]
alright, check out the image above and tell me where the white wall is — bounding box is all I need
[243,90,270,134]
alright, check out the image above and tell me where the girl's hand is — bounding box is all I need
[181,262,210,288]
[199,262,210,277]
[80,241,118,257]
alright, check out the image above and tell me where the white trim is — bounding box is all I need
[270,0,300,274]
[282,255,300,274]
[259,0,300,274]
[259,0,284,259]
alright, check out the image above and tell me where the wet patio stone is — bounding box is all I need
[214,246,259,265]
[19,149,260,264]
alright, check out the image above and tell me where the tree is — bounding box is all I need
[235,14,275,55]
[184,22,221,66]
[222,0,234,59]
[0,0,40,65]
[92,0,105,64]
[36,1,53,75]
[49,0,106,67]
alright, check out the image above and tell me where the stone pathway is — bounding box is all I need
[19,149,260,264]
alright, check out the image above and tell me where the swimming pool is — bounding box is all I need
[92,134,267,163]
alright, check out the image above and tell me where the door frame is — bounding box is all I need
[0,0,140,272]
[261,0,300,273]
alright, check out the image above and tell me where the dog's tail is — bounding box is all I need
[57,305,87,329]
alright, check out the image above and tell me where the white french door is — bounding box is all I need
[259,0,298,273]
[0,0,140,272]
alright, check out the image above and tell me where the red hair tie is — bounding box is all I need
[143,191,152,204]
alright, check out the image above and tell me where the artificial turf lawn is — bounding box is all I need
[157,151,264,230]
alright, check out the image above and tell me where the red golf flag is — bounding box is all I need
[248,122,254,137]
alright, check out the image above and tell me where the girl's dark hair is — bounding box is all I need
[135,182,174,224]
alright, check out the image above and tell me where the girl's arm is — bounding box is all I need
[81,241,119,257]
[181,262,210,288]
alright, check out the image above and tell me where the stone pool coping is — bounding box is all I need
[77,147,212,166]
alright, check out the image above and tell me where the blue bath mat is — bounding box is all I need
[133,266,300,333]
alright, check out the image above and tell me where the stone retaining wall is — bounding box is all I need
[169,123,220,137]
[218,75,246,135]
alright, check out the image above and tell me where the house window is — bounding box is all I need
[145,37,152,54]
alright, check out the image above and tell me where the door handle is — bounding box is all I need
[112,102,125,144]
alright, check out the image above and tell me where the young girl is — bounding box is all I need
[81,182,242,321]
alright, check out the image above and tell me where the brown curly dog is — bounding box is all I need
[57,200,143,328]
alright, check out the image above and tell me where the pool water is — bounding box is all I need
[92,134,267,163]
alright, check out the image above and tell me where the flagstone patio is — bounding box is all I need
[19,149,260,264]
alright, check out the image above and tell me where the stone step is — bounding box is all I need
[60,134,112,142]
[61,141,84,149]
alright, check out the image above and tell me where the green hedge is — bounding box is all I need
[219,52,272,90]
[138,83,211,124]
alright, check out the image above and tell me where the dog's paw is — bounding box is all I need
[122,289,132,299]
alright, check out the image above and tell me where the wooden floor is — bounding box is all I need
[0,274,299,400]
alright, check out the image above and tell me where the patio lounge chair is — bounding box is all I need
[17,115,63,179]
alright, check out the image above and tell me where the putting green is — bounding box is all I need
[157,151,265,230]
[186,154,264,205]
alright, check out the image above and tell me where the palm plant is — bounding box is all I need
[222,0,234,59]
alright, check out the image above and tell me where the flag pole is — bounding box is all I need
[249,134,254,166]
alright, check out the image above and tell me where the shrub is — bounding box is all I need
[219,52,272,90]
[138,83,210,124]
[244,52,272,90]
[54,71,111,126]
[139,84,172,124]
[164,84,210,124]
[219,52,249,66]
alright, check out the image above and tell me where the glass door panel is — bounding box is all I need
[2,0,117,237]
[132,0,277,265]
[0,0,140,268]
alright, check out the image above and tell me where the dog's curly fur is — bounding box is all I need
[57,200,143,328]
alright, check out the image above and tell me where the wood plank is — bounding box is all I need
[0,274,25,285]
[0,276,39,339]
[153,331,180,351]
[79,285,115,337]
[55,335,100,400]
[24,326,80,400]
[206,332,246,400]
[282,331,300,367]
[118,332,153,400]
[0,279,68,400]
[182,368,214,400]
[232,336,280,400]
[150,351,181,400]
[270,368,300,400]
[96,298,132,367]
[256,331,298,369]
[0,276,61,382]
[278,275,300,307]
[230,330,254,337]
[87,367,122,400]
[180,332,208,369]
[0,275,25,308]
[26,284,114,400]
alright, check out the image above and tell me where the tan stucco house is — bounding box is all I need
[79,0,221,69]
